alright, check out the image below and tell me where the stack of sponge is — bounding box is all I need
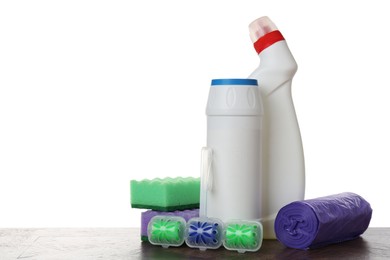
[130,177,200,241]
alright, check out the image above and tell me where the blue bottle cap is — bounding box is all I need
[211,79,258,86]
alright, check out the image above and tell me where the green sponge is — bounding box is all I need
[130,177,200,211]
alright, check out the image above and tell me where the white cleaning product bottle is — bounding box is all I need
[248,16,305,239]
[200,79,263,221]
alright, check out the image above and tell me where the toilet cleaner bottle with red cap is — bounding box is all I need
[248,16,305,239]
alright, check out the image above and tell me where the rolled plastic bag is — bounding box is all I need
[274,192,372,249]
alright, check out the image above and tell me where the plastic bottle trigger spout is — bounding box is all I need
[248,16,305,239]
[201,79,263,222]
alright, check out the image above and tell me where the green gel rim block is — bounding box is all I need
[130,177,200,211]
[147,216,186,248]
[223,220,263,253]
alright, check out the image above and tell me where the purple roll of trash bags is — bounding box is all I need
[274,192,372,249]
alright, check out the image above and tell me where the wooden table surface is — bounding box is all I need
[1,228,389,259]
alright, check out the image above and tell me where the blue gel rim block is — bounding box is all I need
[185,217,224,250]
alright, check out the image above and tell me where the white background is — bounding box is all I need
[1,0,389,228]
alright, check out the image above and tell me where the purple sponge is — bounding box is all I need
[141,209,199,241]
